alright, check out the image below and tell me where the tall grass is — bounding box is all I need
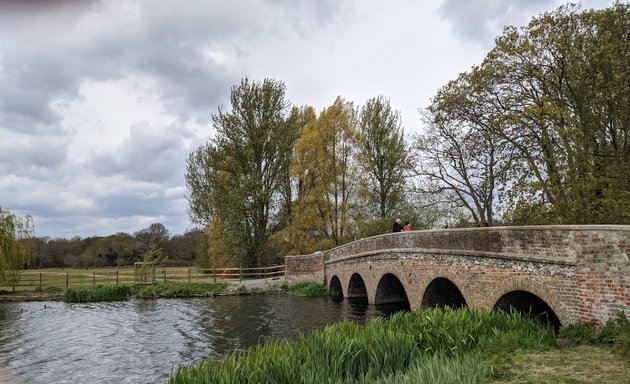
[287,282,329,297]
[64,285,132,303]
[169,308,555,384]
[131,283,228,298]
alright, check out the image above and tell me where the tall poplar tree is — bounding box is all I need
[356,96,407,219]
[185,78,300,267]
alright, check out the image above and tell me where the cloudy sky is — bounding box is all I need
[0,0,612,239]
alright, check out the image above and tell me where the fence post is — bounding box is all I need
[93,272,96,287]
[66,272,69,288]
[163,269,166,284]
[239,266,242,284]
[39,273,42,289]
[188,268,191,284]
[213,268,216,284]
[116,270,119,286]
[264,266,267,283]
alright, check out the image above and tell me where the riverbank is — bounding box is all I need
[0,278,302,302]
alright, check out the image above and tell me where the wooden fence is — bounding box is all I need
[0,265,286,291]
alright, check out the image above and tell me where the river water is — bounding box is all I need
[0,296,407,384]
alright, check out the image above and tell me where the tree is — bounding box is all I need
[134,223,170,249]
[288,97,358,251]
[185,78,300,267]
[356,96,408,219]
[418,3,630,225]
[484,3,630,224]
[416,70,515,227]
[0,207,33,286]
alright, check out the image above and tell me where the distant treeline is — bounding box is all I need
[29,223,202,269]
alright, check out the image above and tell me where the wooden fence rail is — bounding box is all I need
[0,265,286,292]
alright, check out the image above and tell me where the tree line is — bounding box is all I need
[28,223,202,269]
[186,4,630,268]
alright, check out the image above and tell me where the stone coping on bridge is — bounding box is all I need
[323,247,579,267]
[321,225,630,265]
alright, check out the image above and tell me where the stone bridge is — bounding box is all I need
[285,225,630,326]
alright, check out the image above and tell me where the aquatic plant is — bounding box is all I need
[63,285,132,303]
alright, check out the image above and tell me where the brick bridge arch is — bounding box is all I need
[289,226,630,324]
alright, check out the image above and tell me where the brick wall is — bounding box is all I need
[284,253,326,285]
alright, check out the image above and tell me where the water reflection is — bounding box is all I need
[0,296,408,384]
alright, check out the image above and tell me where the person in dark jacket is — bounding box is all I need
[392,218,403,232]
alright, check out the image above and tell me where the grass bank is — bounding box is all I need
[168,308,556,384]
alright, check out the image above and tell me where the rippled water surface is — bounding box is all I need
[0,296,405,384]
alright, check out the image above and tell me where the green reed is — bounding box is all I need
[169,308,555,384]
[131,283,229,298]
[287,282,330,297]
[63,285,132,303]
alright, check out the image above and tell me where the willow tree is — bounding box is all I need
[185,78,300,267]
[0,207,33,286]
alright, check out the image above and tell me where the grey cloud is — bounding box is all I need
[86,122,188,185]
[438,0,552,44]
[0,129,70,173]
[0,0,346,134]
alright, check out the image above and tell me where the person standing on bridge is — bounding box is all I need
[403,221,411,231]
[392,218,403,233]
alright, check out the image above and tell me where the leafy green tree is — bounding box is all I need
[356,96,408,219]
[419,3,630,225]
[185,78,300,266]
[0,207,33,286]
[486,3,630,224]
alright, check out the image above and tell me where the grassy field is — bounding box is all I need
[0,265,285,293]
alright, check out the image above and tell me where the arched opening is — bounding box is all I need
[375,273,410,309]
[329,275,343,298]
[421,278,467,309]
[493,290,562,330]
[347,273,368,299]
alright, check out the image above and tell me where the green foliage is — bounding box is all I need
[559,312,630,358]
[131,283,228,298]
[169,308,555,383]
[287,282,329,297]
[186,78,301,267]
[0,207,33,286]
[421,3,630,226]
[63,285,132,303]
[357,95,408,219]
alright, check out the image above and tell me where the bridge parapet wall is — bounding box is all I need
[286,225,629,324]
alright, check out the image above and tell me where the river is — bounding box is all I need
[0,295,408,384]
